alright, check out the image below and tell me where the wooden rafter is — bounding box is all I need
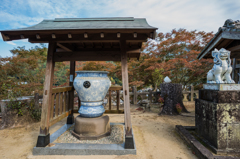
[57,43,73,52]
[228,45,240,52]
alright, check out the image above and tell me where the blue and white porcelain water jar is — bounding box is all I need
[73,71,111,118]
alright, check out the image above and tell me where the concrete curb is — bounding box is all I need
[33,123,136,155]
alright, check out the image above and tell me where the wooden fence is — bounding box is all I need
[33,86,73,126]
[33,86,199,116]
[105,86,199,110]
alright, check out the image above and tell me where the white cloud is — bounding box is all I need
[18,39,28,43]
[1,0,240,33]
[6,41,17,46]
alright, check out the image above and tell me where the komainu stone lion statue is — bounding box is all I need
[207,48,235,84]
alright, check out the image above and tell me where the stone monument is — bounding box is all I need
[196,48,240,154]
[160,77,189,115]
[72,71,111,139]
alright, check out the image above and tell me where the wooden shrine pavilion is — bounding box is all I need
[1,17,157,149]
[197,19,240,83]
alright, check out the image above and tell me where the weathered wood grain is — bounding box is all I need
[39,42,56,136]
[52,86,72,93]
[120,40,132,137]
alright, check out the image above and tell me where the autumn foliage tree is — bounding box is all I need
[0,44,68,100]
[126,28,214,90]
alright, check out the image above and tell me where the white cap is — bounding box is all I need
[164,76,171,83]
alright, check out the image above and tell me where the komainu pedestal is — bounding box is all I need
[196,84,240,154]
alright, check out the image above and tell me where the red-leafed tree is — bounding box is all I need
[131,28,215,90]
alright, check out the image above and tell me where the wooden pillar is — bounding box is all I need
[34,93,39,109]
[238,68,240,84]
[232,58,236,82]
[190,85,194,102]
[117,90,120,110]
[109,90,112,110]
[120,40,134,149]
[148,90,152,104]
[36,42,56,147]
[132,86,137,105]
[67,61,75,124]
[78,97,81,110]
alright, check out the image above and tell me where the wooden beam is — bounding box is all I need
[52,86,72,94]
[216,39,233,49]
[49,110,72,127]
[120,40,133,138]
[104,110,124,114]
[28,33,148,43]
[57,43,73,52]
[54,51,121,62]
[228,44,240,52]
[55,47,140,53]
[53,50,140,62]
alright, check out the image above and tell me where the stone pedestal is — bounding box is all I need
[72,115,110,140]
[196,86,240,154]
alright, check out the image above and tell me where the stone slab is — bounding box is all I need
[33,143,136,155]
[199,89,240,103]
[175,125,240,158]
[203,84,240,91]
[50,124,73,143]
[33,123,136,155]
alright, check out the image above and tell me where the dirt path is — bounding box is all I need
[0,105,197,159]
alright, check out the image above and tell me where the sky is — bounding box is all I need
[0,0,240,57]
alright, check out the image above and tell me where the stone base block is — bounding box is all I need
[72,115,110,140]
[67,114,74,124]
[196,98,240,153]
[36,134,50,147]
[199,89,240,103]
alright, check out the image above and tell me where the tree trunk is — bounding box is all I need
[159,83,189,115]
[153,83,158,92]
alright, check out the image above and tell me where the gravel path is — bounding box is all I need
[54,124,124,144]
